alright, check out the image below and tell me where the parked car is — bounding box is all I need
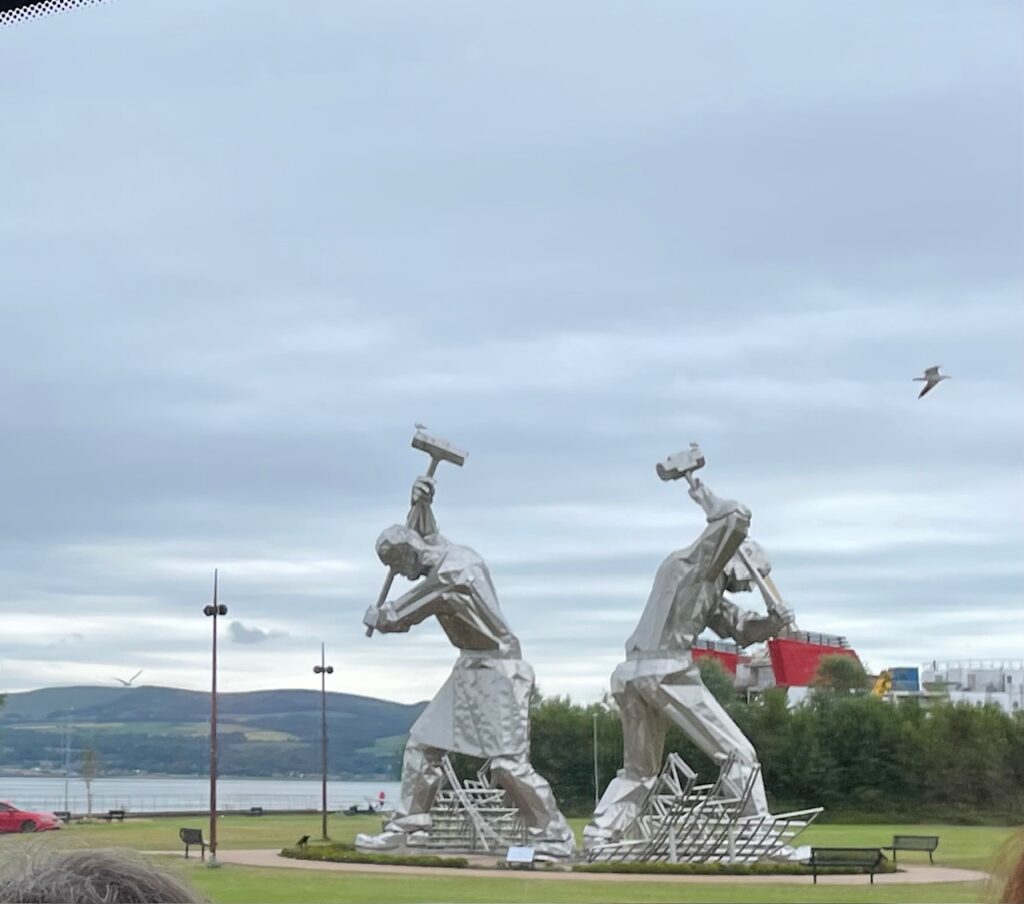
[0,801,62,833]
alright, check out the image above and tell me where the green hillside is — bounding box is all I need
[0,685,426,779]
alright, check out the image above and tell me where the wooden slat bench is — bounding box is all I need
[809,847,886,884]
[179,827,208,860]
[884,834,939,865]
[52,811,72,824]
[102,809,126,822]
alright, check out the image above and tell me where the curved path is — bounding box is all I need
[206,849,988,886]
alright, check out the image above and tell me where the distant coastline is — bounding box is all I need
[0,774,402,814]
[0,685,421,779]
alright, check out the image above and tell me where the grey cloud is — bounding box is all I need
[45,632,85,648]
[226,621,288,645]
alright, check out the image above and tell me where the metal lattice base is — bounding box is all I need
[405,756,529,853]
[586,753,822,864]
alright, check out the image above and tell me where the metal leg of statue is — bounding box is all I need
[355,660,575,858]
[358,755,574,858]
[585,752,822,864]
[647,664,770,816]
[488,754,575,857]
[355,743,447,850]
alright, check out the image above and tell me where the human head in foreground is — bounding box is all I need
[0,848,206,904]
[999,832,1024,904]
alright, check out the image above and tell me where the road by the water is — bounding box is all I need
[0,775,401,814]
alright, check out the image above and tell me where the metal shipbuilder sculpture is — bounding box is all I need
[358,433,575,857]
[585,444,795,847]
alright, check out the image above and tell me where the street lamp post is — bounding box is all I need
[203,569,227,868]
[313,643,334,841]
[592,711,600,807]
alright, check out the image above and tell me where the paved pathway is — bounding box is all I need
[189,849,988,886]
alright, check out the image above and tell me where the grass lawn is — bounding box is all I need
[0,813,384,852]
[0,814,1013,903]
[178,865,987,904]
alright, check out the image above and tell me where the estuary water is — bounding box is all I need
[0,776,401,815]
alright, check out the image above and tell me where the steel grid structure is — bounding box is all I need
[404,756,528,854]
[586,753,821,864]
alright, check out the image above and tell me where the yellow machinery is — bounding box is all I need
[871,670,893,696]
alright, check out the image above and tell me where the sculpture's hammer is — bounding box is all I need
[365,428,468,637]
[411,428,468,479]
[656,442,706,483]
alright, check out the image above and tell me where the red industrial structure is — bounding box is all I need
[693,632,860,692]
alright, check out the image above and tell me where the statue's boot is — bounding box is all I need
[527,819,577,860]
[355,813,431,851]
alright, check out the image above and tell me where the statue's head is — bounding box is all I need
[723,539,771,593]
[375,525,438,579]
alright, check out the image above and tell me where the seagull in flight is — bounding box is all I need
[913,366,950,399]
[112,669,143,687]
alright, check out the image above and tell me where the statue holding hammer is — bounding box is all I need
[585,444,795,847]
[357,429,575,857]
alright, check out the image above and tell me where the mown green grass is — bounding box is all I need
[797,823,1013,872]
[176,864,986,904]
[0,813,385,852]
[3,813,1010,869]
[0,814,1011,903]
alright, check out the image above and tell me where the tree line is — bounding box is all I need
[518,659,1024,822]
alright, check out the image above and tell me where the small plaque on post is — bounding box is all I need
[505,846,536,869]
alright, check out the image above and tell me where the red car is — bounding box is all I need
[0,801,62,833]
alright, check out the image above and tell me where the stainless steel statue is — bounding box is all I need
[585,444,795,848]
[357,430,575,857]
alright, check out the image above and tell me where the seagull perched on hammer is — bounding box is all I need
[913,366,951,398]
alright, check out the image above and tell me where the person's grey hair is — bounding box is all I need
[0,848,206,904]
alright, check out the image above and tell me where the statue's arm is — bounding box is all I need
[688,478,751,524]
[406,477,439,540]
[707,598,788,647]
[688,478,752,578]
[364,576,447,633]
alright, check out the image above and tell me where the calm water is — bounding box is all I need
[0,776,401,815]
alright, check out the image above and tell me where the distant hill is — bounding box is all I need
[0,685,427,779]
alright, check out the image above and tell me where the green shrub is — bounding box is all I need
[280,844,469,869]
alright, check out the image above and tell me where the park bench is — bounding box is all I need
[503,846,536,870]
[248,806,263,817]
[102,809,126,822]
[52,811,71,824]
[179,827,208,860]
[884,834,939,865]
[809,847,886,884]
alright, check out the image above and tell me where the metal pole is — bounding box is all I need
[63,716,71,813]
[592,711,600,807]
[203,569,227,868]
[314,643,334,841]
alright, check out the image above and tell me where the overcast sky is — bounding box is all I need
[1,1,1021,705]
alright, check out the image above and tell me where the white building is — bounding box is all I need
[920,660,1024,714]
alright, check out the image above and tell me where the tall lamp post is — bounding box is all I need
[592,711,600,807]
[313,643,334,840]
[203,569,227,868]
